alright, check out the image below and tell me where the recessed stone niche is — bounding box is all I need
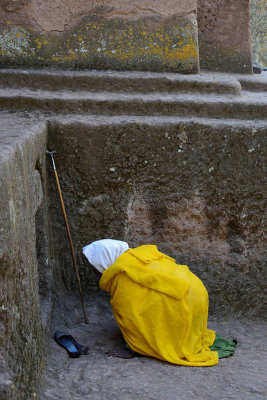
[47,119,266,316]
[0,114,266,398]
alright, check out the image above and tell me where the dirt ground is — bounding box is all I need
[38,287,266,400]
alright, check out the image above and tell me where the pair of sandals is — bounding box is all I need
[53,331,89,358]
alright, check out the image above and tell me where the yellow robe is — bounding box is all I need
[100,245,218,366]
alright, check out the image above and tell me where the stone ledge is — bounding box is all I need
[0,88,266,120]
[0,68,241,94]
[0,14,199,73]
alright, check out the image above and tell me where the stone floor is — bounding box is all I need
[38,287,266,400]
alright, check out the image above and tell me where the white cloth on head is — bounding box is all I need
[82,239,129,274]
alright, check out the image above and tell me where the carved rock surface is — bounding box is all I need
[197,0,252,73]
[0,67,266,398]
[250,0,267,67]
[0,0,196,31]
[0,114,49,399]
[0,0,198,72]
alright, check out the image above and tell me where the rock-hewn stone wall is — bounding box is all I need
[0,117,49,399]
[0,0,199,72]
[0,0,257,73]
[48,119,266,317]
[197,0,252,73]
[0,102,266,398]
[0,0,197,31]
[250,0,267,67]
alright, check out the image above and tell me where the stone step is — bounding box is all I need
[234,73,267,92]
[0,88,266,120]
[0,68,241,95]
[48,114,267,134]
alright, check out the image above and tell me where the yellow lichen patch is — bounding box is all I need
[63,49,78,61]
[220,47,237,57]
[98,21,198,67]
[0,17,198,72]
[178,43,198,61]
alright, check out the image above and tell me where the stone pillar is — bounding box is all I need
[197,0,252,73]
[250,0,267,68]
[0,0,199,73]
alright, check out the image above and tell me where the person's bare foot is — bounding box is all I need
[106,347,137,359]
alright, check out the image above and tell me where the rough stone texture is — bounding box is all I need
[0,115,51,399]
[38,290,267,400]
[0,0,197,31]
[231,71,267,92]
[1,70,267,123]
[250,0,267,67]
[197,0,252,73]
[1,88,267,119]
[47,116,267,317]
[0,0,256,73]
[0,69,266,399]
[0,69,242,95]
[0,1,199,72]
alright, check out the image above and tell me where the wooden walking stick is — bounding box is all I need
[46,150,89,324]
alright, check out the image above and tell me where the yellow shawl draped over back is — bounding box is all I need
[100,245,218,366]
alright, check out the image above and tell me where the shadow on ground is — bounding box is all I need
[38,287,266,400]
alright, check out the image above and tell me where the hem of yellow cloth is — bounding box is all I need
[129,347,219,367]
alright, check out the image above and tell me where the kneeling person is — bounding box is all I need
[83,239,236,366]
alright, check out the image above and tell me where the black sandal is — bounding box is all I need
[53,331,89,358]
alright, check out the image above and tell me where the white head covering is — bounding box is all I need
[82,239,129,274]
